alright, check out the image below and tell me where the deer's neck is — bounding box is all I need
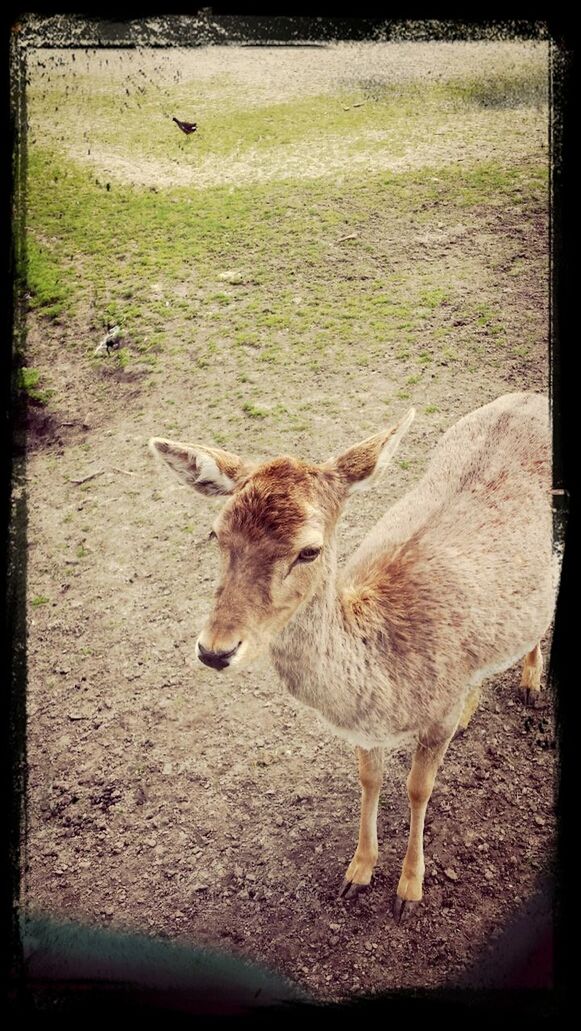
[269,537,367,719]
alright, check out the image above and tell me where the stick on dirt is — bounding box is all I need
[70,470,105,485]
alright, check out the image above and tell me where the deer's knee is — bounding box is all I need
[357,747,383,792]
[406,765,437,808]
[359,768,382,792]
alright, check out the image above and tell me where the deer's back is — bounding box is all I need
[342,393,553,701]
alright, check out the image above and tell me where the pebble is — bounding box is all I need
[444,868,459,882]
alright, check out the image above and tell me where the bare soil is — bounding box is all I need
[21,42,556,1003]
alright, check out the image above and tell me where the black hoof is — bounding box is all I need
[393,896,419,925]
[519,687,543,708]
[339,879,369,900]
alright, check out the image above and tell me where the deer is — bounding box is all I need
[149,392,556,922]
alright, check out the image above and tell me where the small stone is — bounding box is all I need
[534,815,545,827]
[295,786,311,801]
[444,868,459,882]
[217,270,244,284]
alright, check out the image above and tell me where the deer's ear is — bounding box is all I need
[329,408,415,495]
[149,439,254,497]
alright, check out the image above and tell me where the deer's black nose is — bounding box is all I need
[197,641,241,670]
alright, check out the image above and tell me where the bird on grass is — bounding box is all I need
[172,116,197,135]
[94,325,122,357]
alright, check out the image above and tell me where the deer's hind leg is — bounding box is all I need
[520,643,543,707]
[394,726,454,924]
[340,746,384,900]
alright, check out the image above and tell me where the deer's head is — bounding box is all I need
[150,409,414,670]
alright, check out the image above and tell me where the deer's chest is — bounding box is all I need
[270,643,414,749]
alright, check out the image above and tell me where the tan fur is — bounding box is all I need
[456,685,481,732]
[150,393,557,914]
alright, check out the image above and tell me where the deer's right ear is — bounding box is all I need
[149,439,254,497]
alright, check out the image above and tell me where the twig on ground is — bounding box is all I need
[69,470,105,485]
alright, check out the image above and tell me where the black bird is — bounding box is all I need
[172,116,197,135]
[94,325,121,357]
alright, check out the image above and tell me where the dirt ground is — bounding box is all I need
[20,41,557,1003]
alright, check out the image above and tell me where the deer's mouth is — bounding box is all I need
[196,639,242,670]
[196,634,257,670]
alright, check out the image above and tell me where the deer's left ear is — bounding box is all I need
[328,408,415,495]
[149,438,254,497]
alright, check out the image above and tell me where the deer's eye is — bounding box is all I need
[296,546,321,563]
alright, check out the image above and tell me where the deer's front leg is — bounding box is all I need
[394,729,453,924]
[339,746,384,900]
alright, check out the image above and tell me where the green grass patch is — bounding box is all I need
[25,238,70,317]
[26,147,547,355]
[24,65,548,413]
[448,64,548,110]
[17,367,54,406]
[242,401,269,419]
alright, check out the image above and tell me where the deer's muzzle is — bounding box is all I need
[197,640,241,671]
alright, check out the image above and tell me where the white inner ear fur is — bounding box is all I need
[196,451,236,494]
[149,438,236,495]
[349,407,416,494]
